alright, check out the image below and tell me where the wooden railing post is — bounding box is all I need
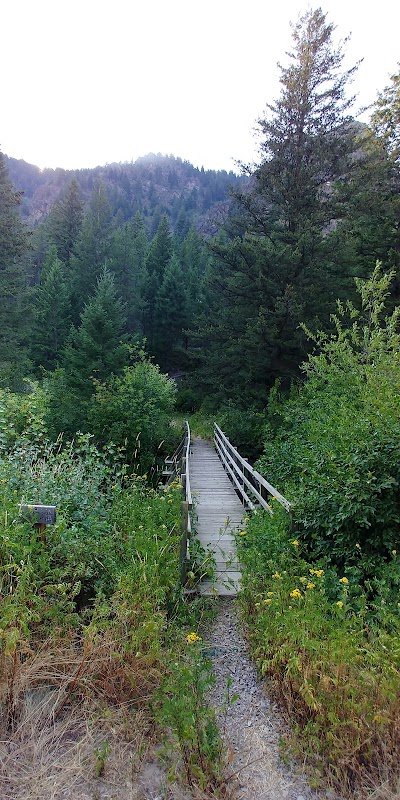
[180,500,189,584]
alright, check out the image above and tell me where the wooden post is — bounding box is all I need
[180,501,189,585]
[34,522,47,544]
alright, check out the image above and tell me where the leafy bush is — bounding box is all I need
[217,402,267,460]
[236,507,400,796]
[0,384,47,450]
[45,358,178,470]
[88,361,177,470]
[257,266,400,571]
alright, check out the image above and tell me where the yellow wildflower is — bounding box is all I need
[263,598,272,604]
[314,569,324,578]
[309,569,316,575]
[272,572,281,579]
[306,582,315,590]
[355,543,361,550]
[336,601,344,608]
[299,577,307,583]
[267,591,274,597]
[186,632,202,644]
[339,577,349,584]
[291,540,299,547]
[392,550,397,556]
[289,588,302,599]
[239,530,247,536]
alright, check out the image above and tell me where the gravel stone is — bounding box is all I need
[206,598,341,800]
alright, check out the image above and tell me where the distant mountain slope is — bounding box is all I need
[4,152,246,234]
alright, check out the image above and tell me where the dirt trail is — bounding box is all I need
[207,598,338,800]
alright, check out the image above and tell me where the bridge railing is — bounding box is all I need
[163,421,192,583]
[213,423,290,514]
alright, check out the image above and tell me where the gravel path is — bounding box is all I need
[206,598,338,800]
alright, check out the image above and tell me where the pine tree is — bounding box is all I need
[0,151,31,388]
[254,7,358,234]
[372,67,400,162]
[153,254,188,368]
[143,215,173,351]
[69,181,113,322]
[46,268,130,438]
[48,179,83,267]
[62,267,129,398]
[145,214,172,281]
[31,245,71,371]
[109,214,149,334]
[194,8,360,399]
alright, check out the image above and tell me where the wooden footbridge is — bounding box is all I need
[165,423,290,596]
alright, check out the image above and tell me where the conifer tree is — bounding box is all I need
[109,214,149,334]
[62,267,129,397]
[48,178,83,267]
[195,8,360,399]
[69,181,113,322]
[372,67,400,162]
[143,215,173,351]
[46,268,130,437]
[145,214,172,281]
[0,152,31,388]
[31,245,71,371]
[154,254,188,368]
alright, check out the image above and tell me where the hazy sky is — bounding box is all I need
[2,0,399,173]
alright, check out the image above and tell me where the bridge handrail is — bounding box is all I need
[183,420,192,508]
[213,423,290,513]
[164,421,191,503]
[164,421,192,583]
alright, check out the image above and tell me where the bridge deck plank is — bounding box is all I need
[189,437,244,596]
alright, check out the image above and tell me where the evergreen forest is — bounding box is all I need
[0,7,399,799]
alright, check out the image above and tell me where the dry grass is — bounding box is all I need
[0,634,166,800]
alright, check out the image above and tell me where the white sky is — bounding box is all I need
[2,0,399,173]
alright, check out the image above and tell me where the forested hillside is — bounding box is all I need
[1,6,399,799]
[5,152,244,235]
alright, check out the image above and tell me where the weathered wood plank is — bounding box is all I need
[189,437,244,596]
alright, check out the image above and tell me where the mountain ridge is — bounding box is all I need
[4,152,246,235]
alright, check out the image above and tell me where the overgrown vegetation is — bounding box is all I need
[237,269,400,797]
[1,6,400,797]
[0,395,224,797]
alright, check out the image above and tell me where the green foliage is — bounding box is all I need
[46,268,131,438]
[0,152,31,388]
[257,267,400,570]
[0,395,184,650]
[156,638,224,792]
[31,245,71,371]
[372,67,400,162]
[63,267,129,394]
[0,397,222,792]
[236,507,400,795]
[88,360,177,470]
[47,178,83,268]
[68,181,113,321]
[108,215,149,335]
[193,8,360,400]
[0,385,47,450]
[217,403,267,460]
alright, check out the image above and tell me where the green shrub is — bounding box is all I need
[88,361,177,470]
[257,266,400,571]
[217,402,267,460]
[236,507,400,796]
